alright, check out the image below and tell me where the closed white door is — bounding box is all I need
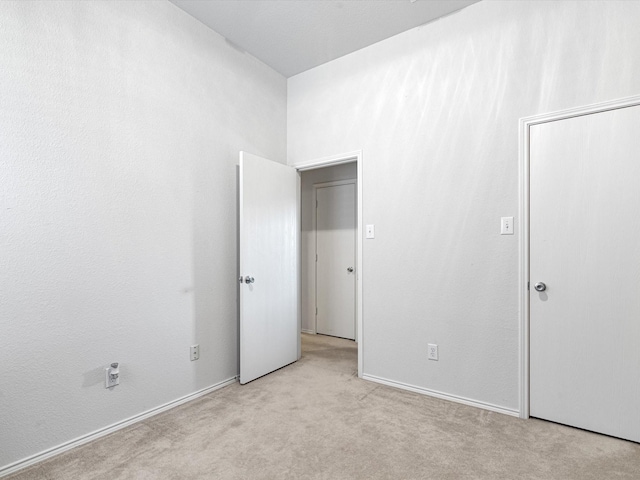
[529,105,640,442]
[316,182,356,340]
[239,151,299,384]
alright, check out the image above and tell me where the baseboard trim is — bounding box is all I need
[301,329,315,335]
[0,376,238,478]
[362,374,519,417]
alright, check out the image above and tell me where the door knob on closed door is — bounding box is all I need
[534,282,546,292]
[244,276,255,284]
[347,267,354,273]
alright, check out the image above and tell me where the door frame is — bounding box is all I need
[313,179,357,338]
[295,150,363,378]
[518,94,640,419]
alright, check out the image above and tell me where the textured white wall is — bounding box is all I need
[288,0,640,412]
[0,0,285,469]
[300,163,357,333]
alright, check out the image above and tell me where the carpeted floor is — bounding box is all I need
[7,333,640,479]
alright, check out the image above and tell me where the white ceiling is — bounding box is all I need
[169,0,480,77]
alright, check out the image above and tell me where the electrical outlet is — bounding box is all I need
[190,345,200,361]
[105,363,120,388]
[428,344,438,361]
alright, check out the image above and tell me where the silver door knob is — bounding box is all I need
[347,267,354,273]
[244,276,255,284]
[534,282,546,292]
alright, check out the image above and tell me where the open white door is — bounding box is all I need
[239,151,299,384]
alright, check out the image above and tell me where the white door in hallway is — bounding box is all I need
[529,104,640,442]
[316,182,356,340]
[239,151,299,384]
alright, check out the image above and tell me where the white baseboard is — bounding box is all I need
[301,329,315,334]
[362,374,519,417]
[0,377,238,478]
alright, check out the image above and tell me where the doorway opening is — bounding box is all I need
[295,151,363,377]
[314,179,356,340]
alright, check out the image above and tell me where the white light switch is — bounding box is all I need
[501,217,514,235]
[366,224,375,239]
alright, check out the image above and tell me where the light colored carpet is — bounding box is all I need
[7,334,640,479]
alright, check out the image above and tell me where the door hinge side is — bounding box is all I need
[527,281,530,291]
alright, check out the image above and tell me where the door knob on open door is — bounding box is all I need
[534,282,547,292]
[244,276,255,284]
[347,267,354,273]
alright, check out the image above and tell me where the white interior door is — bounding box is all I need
[239,151,299,384]
[529,105,640,442]
[316,182,356,340]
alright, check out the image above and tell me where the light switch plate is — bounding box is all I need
[366,224,375,239]
[501,217,514,235]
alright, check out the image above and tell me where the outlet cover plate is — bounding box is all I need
[190,345,200,361]
[105,368,120,388]
[428,344,438,361]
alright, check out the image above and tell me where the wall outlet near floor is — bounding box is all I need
[428,344,439,361]
[190,345,200,361]
[105,363,120,388]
